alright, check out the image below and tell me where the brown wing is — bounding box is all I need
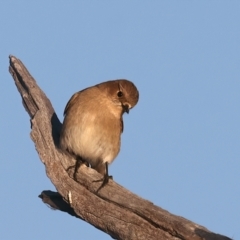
[63,92,80,116]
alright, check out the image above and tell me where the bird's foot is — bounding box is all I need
[67,158,89,181]
[93,162,113,191]
[94,174,113,192]
[94,174,113,183]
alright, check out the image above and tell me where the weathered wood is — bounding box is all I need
[9,55,231,240]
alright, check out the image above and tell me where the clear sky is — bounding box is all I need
[1,1,239,239]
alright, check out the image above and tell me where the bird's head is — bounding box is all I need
[97,79,139,115]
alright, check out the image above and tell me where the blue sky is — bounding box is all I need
[1,1,239,239]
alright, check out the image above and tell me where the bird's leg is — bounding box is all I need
[66,156,89,180]
[107,162,113,179]
[73,159,81,180]
[102,162,113,184]
[94,162,113,191]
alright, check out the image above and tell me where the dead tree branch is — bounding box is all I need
[9,55,231,240]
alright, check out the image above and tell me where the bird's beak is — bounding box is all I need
[122,104,130,114]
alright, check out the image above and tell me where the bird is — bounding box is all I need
[59,79,139,186]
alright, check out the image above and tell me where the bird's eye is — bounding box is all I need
[117,91,123,97]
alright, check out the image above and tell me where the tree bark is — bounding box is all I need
[9,55,231,240]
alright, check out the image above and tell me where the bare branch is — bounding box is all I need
[9,55,231,240]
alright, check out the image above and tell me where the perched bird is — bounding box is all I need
[60,79,139,185]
